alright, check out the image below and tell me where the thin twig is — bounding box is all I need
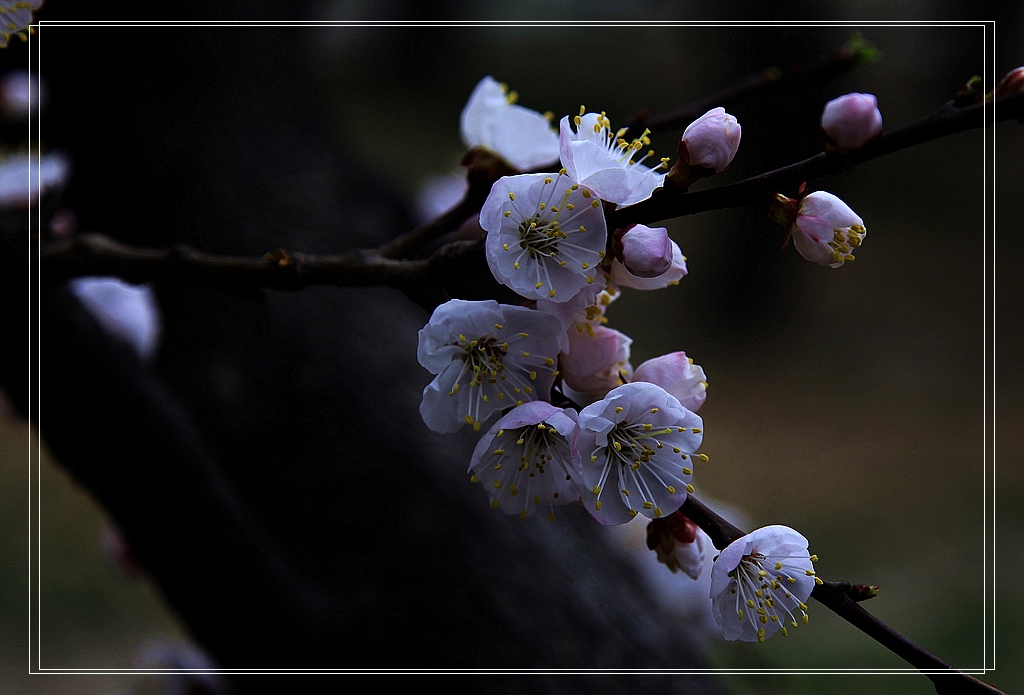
[681,496,1004,695]
[610,91,1024,229]
[375,151,516,260]
[623,34,877,138]
[40,93,1021,297]
[41,233,431,290]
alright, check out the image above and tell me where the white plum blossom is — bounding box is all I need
[680,107,742,173]
[821,93,883,150]
[710,525,819,643]
[789,191,866,268]
[609,237,687,290]
[577,382,705,525]
[618,224,673,278]
[481,172,608,302]
[460,76,560,171]
[561,325,632,398]
[417,299,562,433]
[559,110,667,206]
[632,352,708,412]
[468,401,582,520]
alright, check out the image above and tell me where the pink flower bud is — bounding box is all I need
[679,107,741,173]
[995,67,1024,98]
[561,326,632,396]
[619,224,673,278]
[631,351,707,412]
[821,93,882,150]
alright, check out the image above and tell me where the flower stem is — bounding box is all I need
[681,496,1004,695]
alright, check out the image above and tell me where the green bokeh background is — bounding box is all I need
[2,13,1021,695]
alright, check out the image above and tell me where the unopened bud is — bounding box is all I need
[632,351,708,412]
[821,93,882,152]
[848,584,881,602]
[679,107,741,173]
[994,66,1024,99]
[618,224,673,278]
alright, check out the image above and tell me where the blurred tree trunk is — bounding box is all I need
[1,2,725,691]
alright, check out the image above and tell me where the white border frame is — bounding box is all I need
[26,18,999,680]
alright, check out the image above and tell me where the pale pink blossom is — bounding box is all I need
[577,382,705,525]
[680,107,741,173]
[618,224,673,278]
[460,76,559,171]
[631,352,708,412]
[609,238,687,290]
[710,525,818,643]
[417,299,562,433]
[789,191,866,268]
[560,325,632,397]
[821,93,882,150]
[481,172,608,302]
[468,401,582,520]
[559,110,666,206]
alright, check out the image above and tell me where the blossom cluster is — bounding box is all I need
[414,77,864,643]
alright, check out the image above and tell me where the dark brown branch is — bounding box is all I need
[375,151,516,260]
[624,34,877,138]
[681,496,1004,695]
[40,92,1021,302]
[41,233,432,290]
[611,91,1024,230]
[39,232,501,312]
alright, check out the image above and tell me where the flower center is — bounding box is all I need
[447,325,544,430]
[727,552,818,643]
[589,415,697,518]
[827,224,866,264]
[574,107,670,172]
[479,422,575,520]
[456,333,508,387]
[496,423,559,477]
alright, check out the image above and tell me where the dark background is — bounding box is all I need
[0,2,1021,694]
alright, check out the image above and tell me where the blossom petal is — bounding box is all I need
[460,76,559,171]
